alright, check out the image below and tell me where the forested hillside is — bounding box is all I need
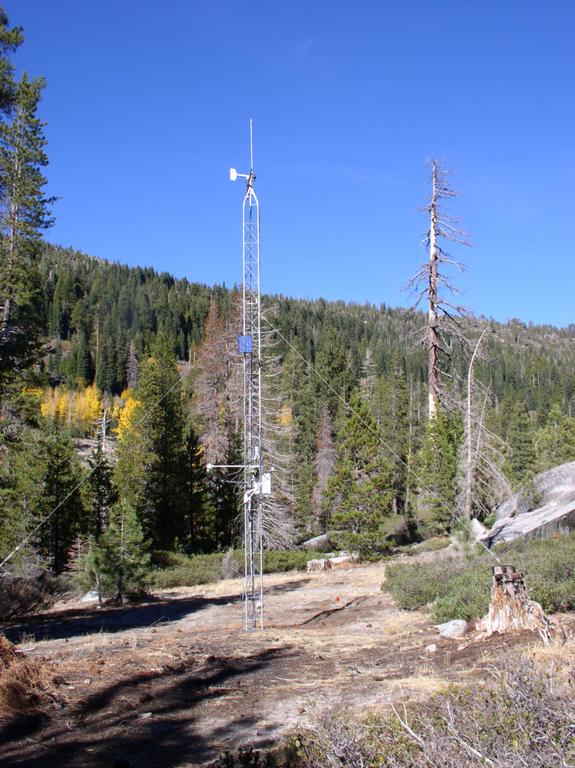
[1,5,575,592]
[3,239,575,577]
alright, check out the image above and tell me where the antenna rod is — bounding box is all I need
[249,118,254,171]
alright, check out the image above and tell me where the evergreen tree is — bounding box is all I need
[315,327,352,419]
[416,408,463,533]
[207,428,242,550]
[0,72,54,392]
[114,336,187,550]
[183,423,215,552]
[535,404,575,472]
[40,427,86,572]
[504,400,537,489]
[377,359,411,518]
[0,9,23,113]
[322,390,394,554]
[95,499,150,602]
[281,344,318,533]
[0,426,85,572]
[87,432,115,538]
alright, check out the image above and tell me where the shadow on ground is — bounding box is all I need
[0,646,286,767]
[1,593,242,643]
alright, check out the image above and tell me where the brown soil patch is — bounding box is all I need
[0,561,572,767]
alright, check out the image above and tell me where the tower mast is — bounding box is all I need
[230,120,264,630]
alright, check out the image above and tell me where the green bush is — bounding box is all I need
[151,552,224,588]
[384,558,466,611]
[264,550,312,572]
[384,532,575,621]
[151,548,315,589]
[152,550,193,569]
[397,536,451,556]
[430,563,491,622]
[497,535,575,613]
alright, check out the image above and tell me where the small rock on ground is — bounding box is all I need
[435,619,468,639]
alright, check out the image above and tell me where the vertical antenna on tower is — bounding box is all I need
[229,121,269,631]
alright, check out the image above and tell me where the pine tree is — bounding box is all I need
[504,400,537,489]
[280,344,318,533]
[0,72,54,392]
[96,499,150,602]
[377,358,411,519]
[182,423,215,552]
[40,427,86,572]
[207,428,242,550]
[416,407,463,533]
[315,327,352,419]
[0,426,86,572]
[535,404,575,472]
[322,390,394,554]
[114,336,187,551]
[0,10,23,113]
[87,432,115,538]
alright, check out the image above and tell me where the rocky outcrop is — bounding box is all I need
[300,534,331,552]
[482,461,575,546]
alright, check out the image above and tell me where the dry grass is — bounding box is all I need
[0,635,55,718]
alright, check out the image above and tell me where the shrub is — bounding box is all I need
[384,557,466,611]
[397,536,451,556]
[0,567,60,622]
[151,552,224,589]
[151,549,314,590]
[497,535,575,613]
[430,562,491,622]
[152,550,192,569]
[295,653,575,767]
[384,532,575,621]
[264,550,311,572]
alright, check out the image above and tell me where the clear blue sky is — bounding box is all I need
[7,0,575,327]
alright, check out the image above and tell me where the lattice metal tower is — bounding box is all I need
[230,120,265,630]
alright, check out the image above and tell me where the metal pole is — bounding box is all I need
[230,122,265,631]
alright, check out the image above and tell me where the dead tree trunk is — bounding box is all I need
[406,159,470,422]
[476,565,551,642]
[462,329,487,519]
[428,162,440,420]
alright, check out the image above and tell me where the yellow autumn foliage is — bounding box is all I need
[279,404,292,426]
[115,390,140,442]
[75,384,102,430]
[23,386,43,400]
[39,384,104,436]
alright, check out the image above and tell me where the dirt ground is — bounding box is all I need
[0,560,568,767]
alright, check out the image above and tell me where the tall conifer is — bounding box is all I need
[114,336,187,551]
[0,72,54,389]
[322,390,394,554]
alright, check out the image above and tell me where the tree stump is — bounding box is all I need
[476,564,552,643]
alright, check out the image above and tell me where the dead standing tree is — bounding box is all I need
[259,315,298,549]
[407,160,471,420]
[192,295,243,465]
[457,328,512,521]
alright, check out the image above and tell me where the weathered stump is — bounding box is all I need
[306,558,332,573]
[476,564,552,643]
